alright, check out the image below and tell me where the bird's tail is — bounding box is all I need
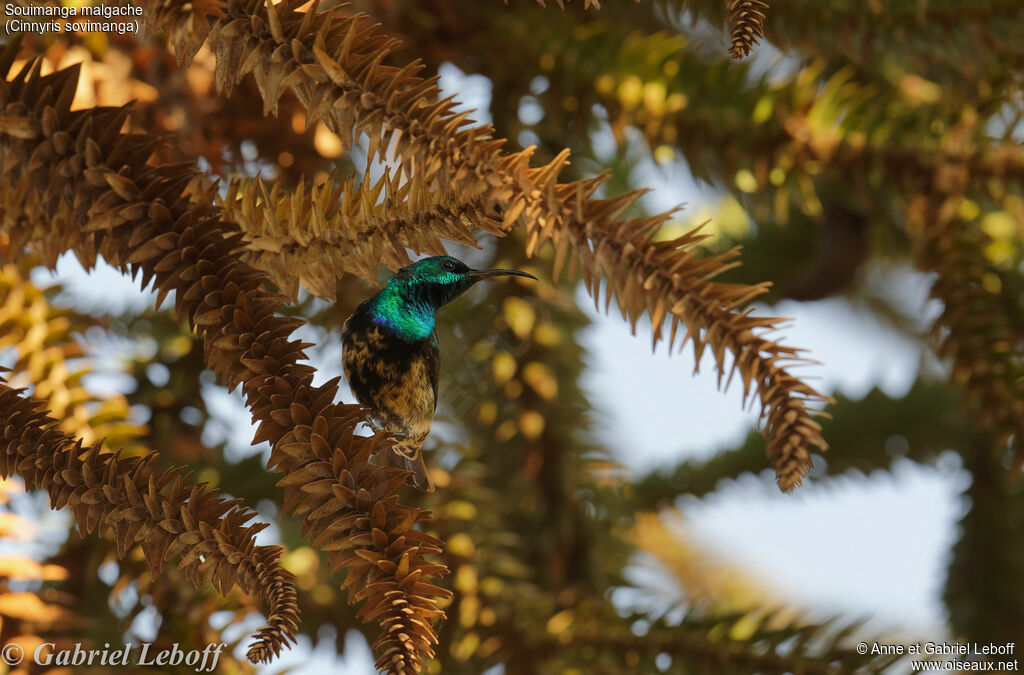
[381,437,435,493]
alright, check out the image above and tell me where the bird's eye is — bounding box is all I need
[441,259,456,271]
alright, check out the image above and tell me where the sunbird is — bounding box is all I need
[342,256,538,491]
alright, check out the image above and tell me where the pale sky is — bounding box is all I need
[579,290,960,640]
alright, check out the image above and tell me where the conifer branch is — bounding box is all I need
[909,200,1024,467]
[678,0,1024,82]
[727,0,768,59]
[215,173,498,298]
[542,177,831,490]
[0,258,146,452]
[633,382,963,507]
[945,446,1024,644]
[564,619,900,674]
[0,43,449,672]
[586,47,1024,471]
[516,597,905,674]
[520,0,605,9]
[0,376,298,662]
[138,0,831,490]
[590,50,1024,191]
[142,0,227,62]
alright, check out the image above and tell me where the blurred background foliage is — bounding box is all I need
[1,0,1023,672]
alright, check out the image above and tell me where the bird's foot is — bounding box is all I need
[363,420,407,441]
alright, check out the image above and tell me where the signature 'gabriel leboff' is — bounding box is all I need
[342,256,537,492]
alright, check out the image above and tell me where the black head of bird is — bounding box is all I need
[341,256,538,491]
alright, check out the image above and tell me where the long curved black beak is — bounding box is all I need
[468,268,538,281]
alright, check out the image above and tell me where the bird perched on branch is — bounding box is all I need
[342,255,538,492]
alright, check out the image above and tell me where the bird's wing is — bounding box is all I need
[428,332,440,412]
[342,307,387,413]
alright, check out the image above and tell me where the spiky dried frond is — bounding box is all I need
[0,259,146,451]
[138,0,830,490]
[518,0,604,9]
[577,32,1024,472]
[562,605,909,674]
[539,174,830,490]
[138,0,563,208]
[909,200,1024,467]
[0,376,297,661]
[727,0,769,59]
[673,0,1024,88]
[142,0,227,63]
[0,43,449,672]
[215,172,498,298]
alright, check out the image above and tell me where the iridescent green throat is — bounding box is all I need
[367,283,439,342]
